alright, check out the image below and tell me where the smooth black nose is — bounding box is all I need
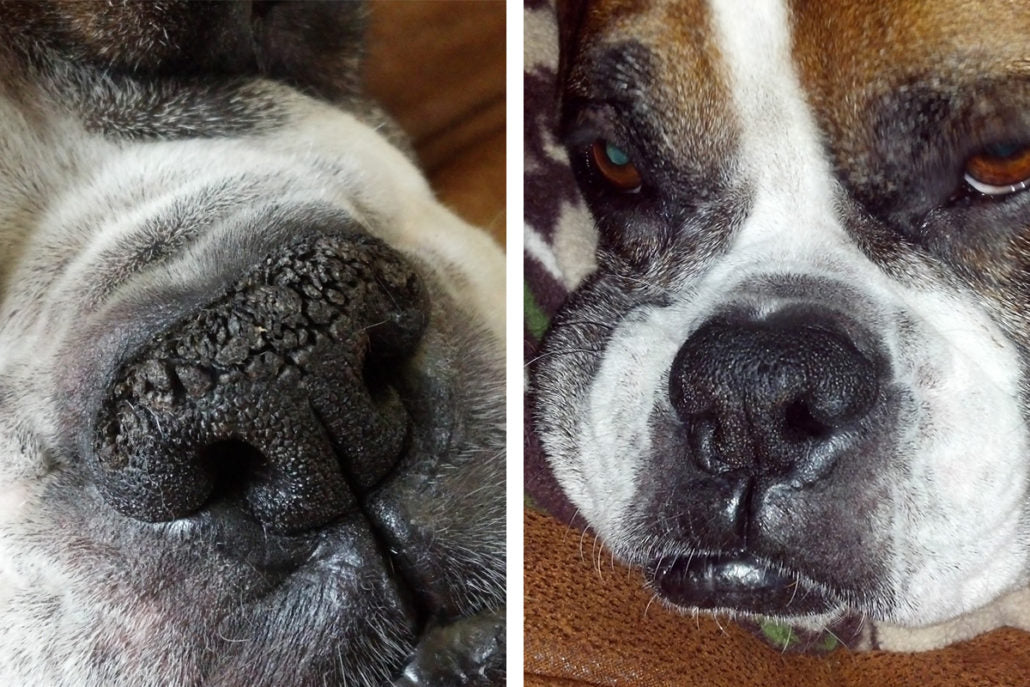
[90,235,427,533]
[669,310,879,480]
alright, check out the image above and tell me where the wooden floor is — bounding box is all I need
[365,1,506,243]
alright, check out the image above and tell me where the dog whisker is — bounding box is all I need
[551,318,616,331]
[524,347,602,367]
[643,592,661,618]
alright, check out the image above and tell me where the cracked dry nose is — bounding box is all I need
[90,235,428,533]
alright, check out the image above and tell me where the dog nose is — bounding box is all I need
[90,235,428,533]
[669,310,879,480]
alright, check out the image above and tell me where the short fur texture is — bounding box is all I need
[0,2,505,685]
[532,0,1030,637]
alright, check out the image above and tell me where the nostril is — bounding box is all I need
[201,439,269,504]
[362,351,399,407]
[782,399,831,441]
[364,277,430,358]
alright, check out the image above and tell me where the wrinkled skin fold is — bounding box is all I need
[0,2,505,685]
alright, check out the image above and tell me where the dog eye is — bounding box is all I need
[589,140,643,193]
[963,143,1030,196]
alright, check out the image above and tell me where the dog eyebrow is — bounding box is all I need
[865,75,1030,173]
[594,42,658,102]
[879,75,1030,135]
[561,38,722,152]
[563,40,660,110]
[558,40,672,168]
[814,73,1030,218]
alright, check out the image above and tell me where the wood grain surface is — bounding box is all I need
[365,1,505,241]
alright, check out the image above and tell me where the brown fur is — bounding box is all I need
[558,0,737,175]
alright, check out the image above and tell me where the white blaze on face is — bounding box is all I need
[556,0,1030,623]
[709,0,1030,622]
[710,0,844,255]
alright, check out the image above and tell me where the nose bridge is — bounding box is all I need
[707,0,853,267]
[723,181,863,285]
[691,172,879,328]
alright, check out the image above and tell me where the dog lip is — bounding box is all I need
[392,608,506,686]
[649,551,835,616]
[198,490,459,626]
[195,455,464,617]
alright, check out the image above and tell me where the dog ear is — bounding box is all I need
[1,1,366,101]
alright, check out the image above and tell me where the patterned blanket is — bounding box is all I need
[523,0,597,531]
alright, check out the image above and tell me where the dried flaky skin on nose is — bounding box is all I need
[91,235,429,533]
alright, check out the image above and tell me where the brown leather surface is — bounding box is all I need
[365,0,505,240]
[525,508,1030,687]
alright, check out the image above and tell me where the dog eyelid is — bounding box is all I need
[963,144,1030,197]
[963,174,1030,196]
[589,139,643,193]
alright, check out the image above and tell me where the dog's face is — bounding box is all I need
[0,3,504,685]
[534,0,1030,628]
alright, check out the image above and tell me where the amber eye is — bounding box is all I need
[964,143,1030,196]
[590,140,643,192]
